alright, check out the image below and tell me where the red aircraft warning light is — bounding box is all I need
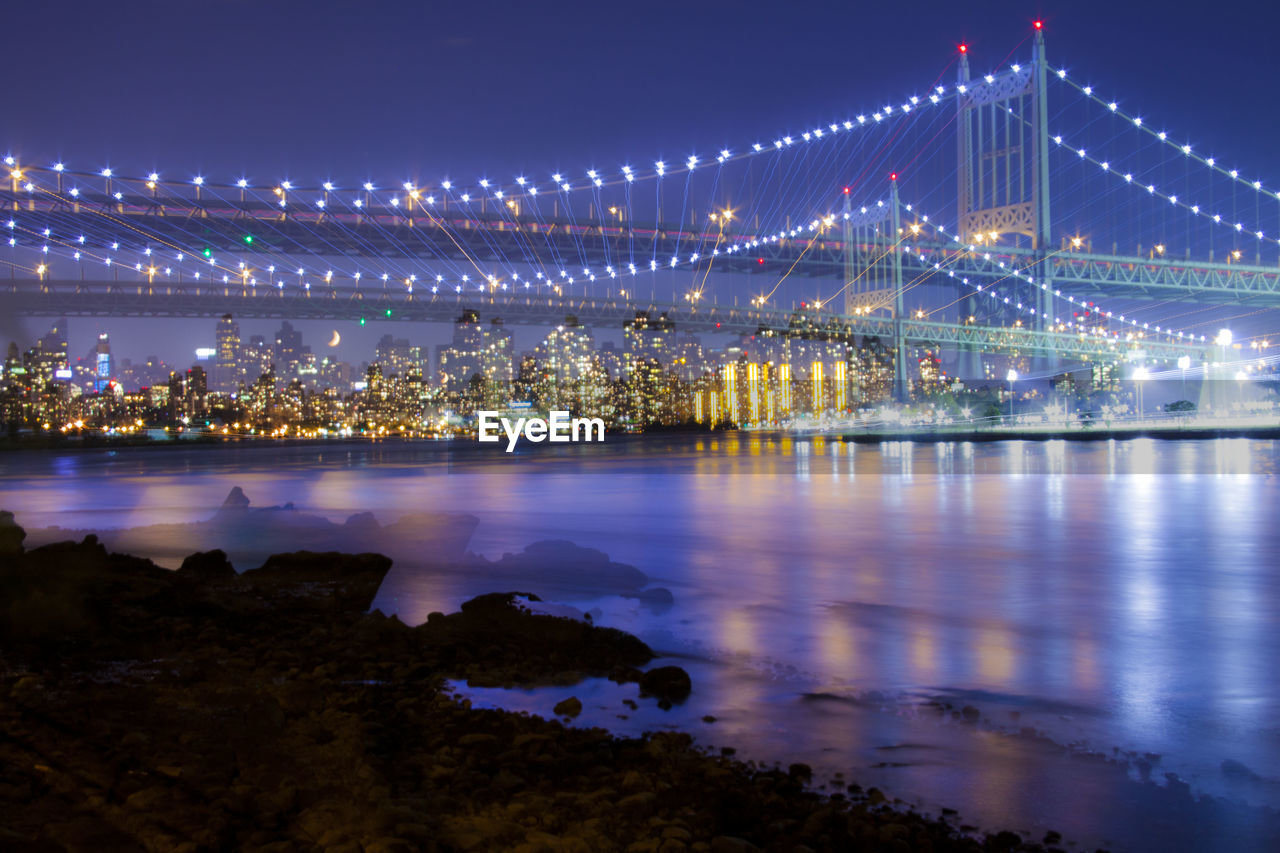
[843,186,850,195]
[959,43,968,54]
[1034,20,1043,30]
[889,172,898,181]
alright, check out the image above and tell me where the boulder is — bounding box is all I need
[214,486,251,520]
[639,666,692,704]
[178,550,236,579]
[0,510,25,555]
[240,552,393,612]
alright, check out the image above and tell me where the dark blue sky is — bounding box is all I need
[11,1,1277,188]
[8,0,1280,366]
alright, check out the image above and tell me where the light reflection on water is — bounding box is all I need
[2,435,1279,850]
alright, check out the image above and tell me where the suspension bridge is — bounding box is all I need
[5,23,1277,397]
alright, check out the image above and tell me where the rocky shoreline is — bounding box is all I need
[2,517,1078,852]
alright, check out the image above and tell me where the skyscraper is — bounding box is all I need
[624,311,674,374]
[93,333,112,394]
[541,317,595,382]
[273,321,304,377]
[436,311,484,396]
[213,314,241,393]
[374,334,423,378]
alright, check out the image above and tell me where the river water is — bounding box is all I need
[3,435,1278,851]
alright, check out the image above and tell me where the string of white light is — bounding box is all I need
[1046,124,1280,253]
[1053,67,1280,205]
[1,60,983,202]
[5,188,1211,347]
[888,202,1207,343]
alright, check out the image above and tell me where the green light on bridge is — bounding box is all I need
[359,317,366,326]
[385,309,393,317]
[243,235,254,245]
[202,248,212,258]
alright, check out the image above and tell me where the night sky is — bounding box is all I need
[8,0,1279,367]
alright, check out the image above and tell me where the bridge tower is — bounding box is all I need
[955,23,1055,373]
[842,182,905,399]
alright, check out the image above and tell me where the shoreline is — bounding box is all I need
[3,521,1279,850]
[0,529,1083,852]
[2,422,1278,456]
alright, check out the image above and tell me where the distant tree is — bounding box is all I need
[1165,399,1196,413]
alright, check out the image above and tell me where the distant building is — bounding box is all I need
[624,311,674,375]
[213,314,241,392]
[374,334,423,379]
[273,321,304,377]
[93,333,112,394]
[436,310,484,396]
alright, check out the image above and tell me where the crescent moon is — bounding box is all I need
[327,330,341,347]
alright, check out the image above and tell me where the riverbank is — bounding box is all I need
[820,422,1280,444]
[4,420,1279,457]
[0,526,1073,852]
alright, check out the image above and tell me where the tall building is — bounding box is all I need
[624,311,674,374]
[24,318,70,389]
[436,311,484,396]
[481,319,514,409]
[273,321,304,377]
[243,335,273,384]
[213,314,241,392]
[541,317,595,382]
[93,333,113,394]
[374,334,423,378]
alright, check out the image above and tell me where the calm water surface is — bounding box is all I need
[3,435,1278,851]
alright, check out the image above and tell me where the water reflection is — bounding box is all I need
[2,436,1278,851]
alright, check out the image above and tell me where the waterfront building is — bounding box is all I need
[436,310,484,397]
[213,314,241,392]
[624,311,674,375]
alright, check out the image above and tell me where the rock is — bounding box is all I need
[710,838,760,853]
[214,486,251,519]
[985,830,1023,850]
[0,510,26,555]
[623,587,675,608]
[240,551,394,612]
[1222,758,1261,781]
[554,696,583,718]
[342,511,382,534]
[178,550,236,579]
[960,705,980,723]
[639,666,692,703]
[788,763,812,781]
[467,539,649,594]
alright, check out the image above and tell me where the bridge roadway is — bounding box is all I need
[1,277,1208,364]
[6,188,1280,306]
